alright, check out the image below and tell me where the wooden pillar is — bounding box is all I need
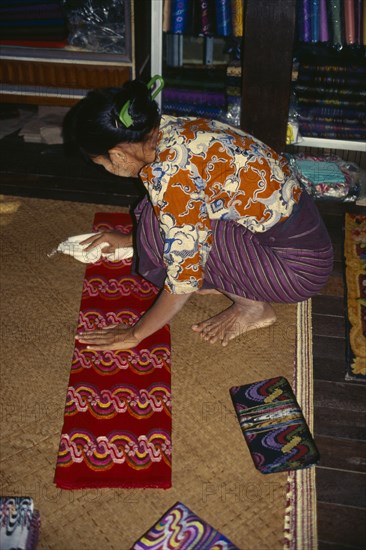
[240,0,296,153]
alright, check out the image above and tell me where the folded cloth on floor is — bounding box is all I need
[0,496,40,550]
[132,501,239,549]
[50,232,134,263]
[54,213,172,490]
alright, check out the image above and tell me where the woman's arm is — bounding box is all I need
[76,290,191,351]
[133,289,190,340]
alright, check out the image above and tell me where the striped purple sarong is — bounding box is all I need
[133,191,333,303]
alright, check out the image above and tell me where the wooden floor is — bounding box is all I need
[0,136,365,549]
[312,202,366,550]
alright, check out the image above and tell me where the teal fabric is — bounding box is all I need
[296,160,346,185]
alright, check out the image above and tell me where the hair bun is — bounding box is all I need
[117,79,158,130]
[66,79,160,155]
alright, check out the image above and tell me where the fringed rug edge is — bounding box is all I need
[283,299,318,550]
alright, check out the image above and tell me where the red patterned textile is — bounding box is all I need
[54,213,172,489]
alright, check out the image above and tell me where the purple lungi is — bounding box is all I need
[133,190,333,303]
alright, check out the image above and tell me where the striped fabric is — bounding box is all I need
[133,190,333,304]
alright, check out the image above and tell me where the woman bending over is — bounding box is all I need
[68,78,333,350]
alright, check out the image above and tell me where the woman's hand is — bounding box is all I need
[76,324,141,351]
[80,231,133,254]
[76,290,192,351]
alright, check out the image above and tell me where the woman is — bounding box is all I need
[71,78,333,351]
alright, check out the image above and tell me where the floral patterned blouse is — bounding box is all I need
[139,115,302,294]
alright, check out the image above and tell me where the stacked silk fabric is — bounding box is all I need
[294,1,366,141]
[161,67,227,121]
[0,0,68,47]
[162,86,227,120]
[162,0,243,121]
[294,60,366,141]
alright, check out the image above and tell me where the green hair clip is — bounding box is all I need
[118,74,165,128]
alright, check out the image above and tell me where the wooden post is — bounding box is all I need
[240,0,296,153]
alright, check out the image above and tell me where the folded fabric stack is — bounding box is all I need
[18,105,69,144]
[0,0,68,47]
[162,67,227,120]
[0,497,40,550]
[162,86,227,119]
[162,0,243,122]
[288,153,361,200]
[294,61,366,141]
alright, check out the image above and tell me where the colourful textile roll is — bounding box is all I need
[215,0,232,36]
[162,0,171,32]
[170,0,190,34]
[344,0,356,44]
[231,0,243,36]
[311,0,320,42]
[355,0,362,44]
[329,0,343,46]
[198,0,214,35]
[303,0,312,41]
[319,0,329,41]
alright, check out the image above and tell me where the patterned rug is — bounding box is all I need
[0,195,318,549]
[344,213,366,381]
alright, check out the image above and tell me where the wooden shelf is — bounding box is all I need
[294,137,366,153]
[0,58,131,106]
[0,0,136,106]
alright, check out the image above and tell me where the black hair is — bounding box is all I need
[63,78,160,156]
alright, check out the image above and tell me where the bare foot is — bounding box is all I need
[191,296,276,346]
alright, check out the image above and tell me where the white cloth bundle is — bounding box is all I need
[50,232,134,263]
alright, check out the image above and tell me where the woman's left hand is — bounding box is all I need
[76,324,141,351]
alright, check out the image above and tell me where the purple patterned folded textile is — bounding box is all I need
[230,377,320,474]
[0,497,40,550]
[132,501,238,549]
